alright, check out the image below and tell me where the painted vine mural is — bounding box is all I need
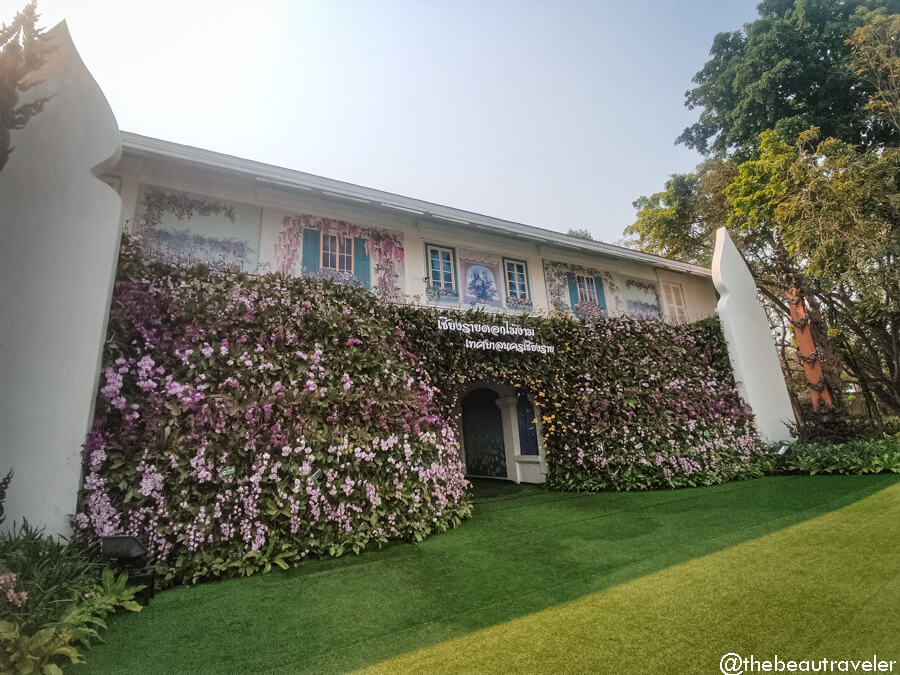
[135,187,258,273]
[274,214,404,301]
[76,236,765,584]
[542,259,665,320]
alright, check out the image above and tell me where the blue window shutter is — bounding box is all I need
[594,277,607,310]
[566,272,579,315]
[353,237,370,288]
[301,229,320,275]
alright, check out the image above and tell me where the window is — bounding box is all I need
[575,274,598,305]
[504,259,530,300]
[662,281,687,323]
[427,245,456,290]
[322,233,353,273]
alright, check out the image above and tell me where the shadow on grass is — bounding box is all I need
[76,474,898,674]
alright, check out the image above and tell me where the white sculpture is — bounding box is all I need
[0,22,122,535]
[711,227,795,443]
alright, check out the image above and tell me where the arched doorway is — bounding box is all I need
[461,388,507,478]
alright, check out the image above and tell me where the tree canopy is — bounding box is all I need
[623,159,735,266]
[566,227,597,241]
[727,129,900,413]
[626,4,900,419]
[678,0,900,157]
[849,9,900,132]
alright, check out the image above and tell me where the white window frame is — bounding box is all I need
[575,274,598,305]
[504,259,530,300]
[321,233,353,273]
[661,281,687,323]
[426,245,456,290]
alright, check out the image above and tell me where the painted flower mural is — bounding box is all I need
[465,265,499,306]
[274,214,405,301]
[459,249,502,309]
[135,186,261,273]
[622,278,663,319]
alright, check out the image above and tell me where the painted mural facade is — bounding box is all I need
[122,184,708,324]
[135,186,262,273]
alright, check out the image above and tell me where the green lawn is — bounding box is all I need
[77,475,899,673]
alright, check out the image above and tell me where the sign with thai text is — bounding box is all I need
[437,317,555,354]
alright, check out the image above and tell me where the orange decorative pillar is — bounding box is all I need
[786,287,833,412]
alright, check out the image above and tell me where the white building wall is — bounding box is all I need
[106,151,717,321]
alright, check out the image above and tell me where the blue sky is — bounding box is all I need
[17,0,761,243]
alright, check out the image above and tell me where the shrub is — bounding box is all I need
[783,436,900,475]
[790,411,900,444]
[0,521,144,673]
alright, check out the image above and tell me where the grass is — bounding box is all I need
[368,479,900,673]
[75,475,899,673]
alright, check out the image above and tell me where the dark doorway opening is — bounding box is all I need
[461,388,507,478]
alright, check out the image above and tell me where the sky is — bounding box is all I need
[10,0,761,243]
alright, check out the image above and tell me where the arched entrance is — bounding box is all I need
[458,383,547,484]
[461,388,507,478]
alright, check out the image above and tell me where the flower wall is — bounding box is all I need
[78,237,764,583]
[399,308,764,492]
[77,238,468,584]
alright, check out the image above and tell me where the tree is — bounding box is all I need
[624,159,736,266]
[627,5,900,419]
[849,9,900,133]
[727,128,900,415]
[1,1,50,172]
[678,0,900,157]
[566,228,596,241]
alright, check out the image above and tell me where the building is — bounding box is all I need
[1,23,794,537]
[103,132,718,485]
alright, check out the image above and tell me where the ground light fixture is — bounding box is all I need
[100,535,155,602]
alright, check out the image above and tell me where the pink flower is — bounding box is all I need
[0,572,28,608]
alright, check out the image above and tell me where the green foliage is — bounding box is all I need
[784,436,900,475]
[0,522,144,673]
[678,0,900,156]
[631,121,900,419]
[728,128,900,415]
[397,305,765,494]
[625,159,737,266]
[0,522,101,634]
[790,413,900,444]
[850,9,900,133]
[0,1,52,173]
